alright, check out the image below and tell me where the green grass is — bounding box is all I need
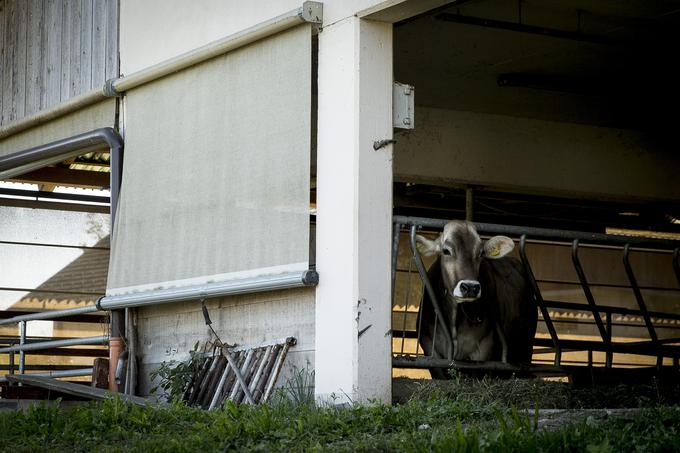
[1,391,679,452]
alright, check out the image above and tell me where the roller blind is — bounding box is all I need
[0,100,116,159]
[107,25,312,296]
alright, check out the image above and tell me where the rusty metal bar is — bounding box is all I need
[571,239,610,344]
[519,235,561,365]
[262,338,294,402]
[247,346,273,402]
[408,225,454,360]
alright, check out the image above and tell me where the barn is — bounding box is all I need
[1,0,679,405]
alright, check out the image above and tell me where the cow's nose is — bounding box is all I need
[460,281,481,298]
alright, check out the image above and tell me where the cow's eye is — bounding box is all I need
[442,248,453,256]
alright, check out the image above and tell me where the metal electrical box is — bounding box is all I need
[393,82,415,129]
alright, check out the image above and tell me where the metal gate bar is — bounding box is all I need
[519,235,562,365]
[623,244,663,368]
[571,239,612,367]
[391,215,680,374]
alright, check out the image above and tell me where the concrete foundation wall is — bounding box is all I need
[394,106,680,202]
[135,287,315,397]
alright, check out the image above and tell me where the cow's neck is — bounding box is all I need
[457,301,485,325]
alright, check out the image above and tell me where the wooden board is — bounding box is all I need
[0,0,119,127]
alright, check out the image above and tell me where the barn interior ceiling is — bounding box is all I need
[392,0,680,234]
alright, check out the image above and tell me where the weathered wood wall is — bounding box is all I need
[0,0,118,127]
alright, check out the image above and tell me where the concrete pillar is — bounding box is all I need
[315,17,393,404]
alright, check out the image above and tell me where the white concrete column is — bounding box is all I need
[315,16,393,404]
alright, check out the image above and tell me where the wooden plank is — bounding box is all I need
[8,166,110,188]
[80,0,92,90]
[25,0,44,116]
[68,0,82,97]
[91,357,109,388]
[2,0,16,125]
[91,0,105,87]
[4,374,162,405]
[13,0,28,121]
[104,0,117,80]
[43,0,63,109]
[60,0,71,101]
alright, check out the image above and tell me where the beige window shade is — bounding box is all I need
[107,25,312,296]
[0,100,116,161]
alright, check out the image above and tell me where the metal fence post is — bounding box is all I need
[19,321,26,375]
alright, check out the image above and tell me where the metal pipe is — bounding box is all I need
[108,3,322,96]
[409,226,455,360]
[100,270,319,310]
[0,127,124,228]
[393,215,680,250]
[392,357,566,375]
[623,244,662,367]
[0,305,100,326]
[0,368,94,382]
[0,335,109,353]
[571,240,609,343]
[434,12,624,47]
[19,321,26,375]
[519,235,561,365]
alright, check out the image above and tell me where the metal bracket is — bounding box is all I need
[298,1,323,24]
[373,139,396,150]
[393,82,415,129]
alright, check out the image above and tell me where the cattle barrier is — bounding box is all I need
[391,215,680,377]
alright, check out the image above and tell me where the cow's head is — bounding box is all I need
[416,221,514,303]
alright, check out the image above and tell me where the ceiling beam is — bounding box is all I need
[7,166,110,189]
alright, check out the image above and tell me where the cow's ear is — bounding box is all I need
[483,236,514,259]
[416,234,441,257]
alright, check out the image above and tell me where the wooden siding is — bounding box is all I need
[0,0,118,127]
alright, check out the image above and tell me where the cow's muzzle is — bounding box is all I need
[453,279,481,302]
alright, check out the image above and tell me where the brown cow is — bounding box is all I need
[416,220,537,379]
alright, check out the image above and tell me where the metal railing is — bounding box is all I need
[391,216,680,375]
[0,313,108,383]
